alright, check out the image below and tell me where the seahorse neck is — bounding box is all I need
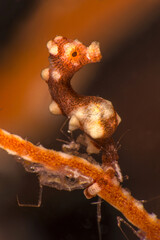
[48,75,82,116]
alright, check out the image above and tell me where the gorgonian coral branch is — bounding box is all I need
[0,128,160,240]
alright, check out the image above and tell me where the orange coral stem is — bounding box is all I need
[0,128,159,240]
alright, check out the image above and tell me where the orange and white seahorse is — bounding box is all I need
[41,36,121,154]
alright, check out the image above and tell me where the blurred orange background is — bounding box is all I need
[0,1,160,239]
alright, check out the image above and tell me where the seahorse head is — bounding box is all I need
[46,36,102,80]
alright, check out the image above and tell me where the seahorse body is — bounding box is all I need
[41,36,121,146]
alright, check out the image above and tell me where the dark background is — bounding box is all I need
[0,1,160,239]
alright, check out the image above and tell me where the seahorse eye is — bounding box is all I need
[72,51,77,57]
